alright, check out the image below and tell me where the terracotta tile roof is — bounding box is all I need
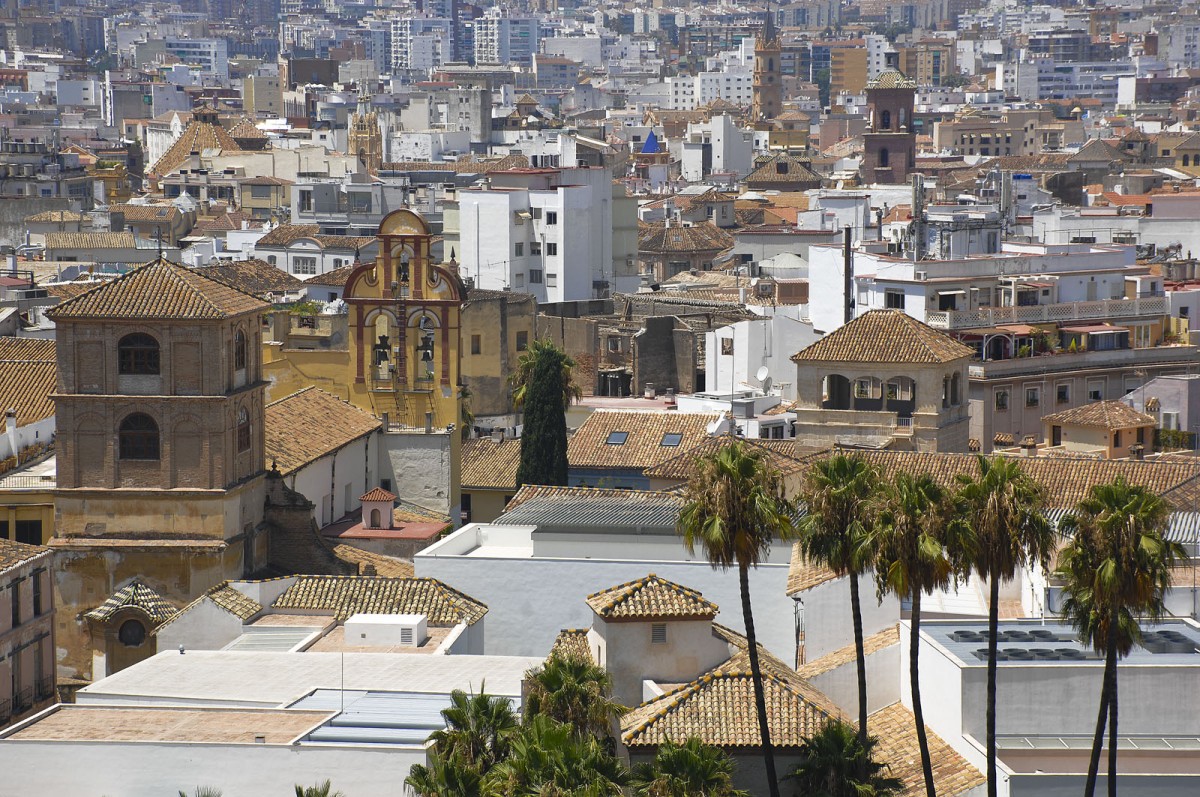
[870,702,985,797]
[550,628,595,663]
[228,116,268,140]
[265,388,381,476]
[461,437,521,490]
[45,281,100,301]
[303,263,358,287]
[0,359,55,425]
[361,487,396,502]
[206,584,263,620]
[1068,138,1130,164]
[271,575,487,624]
[791,310,974,364]
[586,574,718,621]
[45,231,137,251]
[1041,400,1155,430]
[379,161,459,173]
[746,154,823,187]
[46,258,267,322]
[256,224,321,247]
[798,625,899,678]
[150,117,241,175]
[568,410,721,471]
[866,69,918,90]
[0,537,50,571]
[84,581,177,626]
[331,545,415,578]
[200,258,303,296]
[644,437,810,483]
[25,210,87,223]
[240,175,293,185]
[638,221,734,255]
[110,203,182,223]
[621,644,839,749]
[0,337,54,361]
[788,542,838,595]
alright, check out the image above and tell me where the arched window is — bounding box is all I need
[1185,155,1191,167]
[879,148,890,168]
[236,407,251,453]
[369,508,381,528]
[767,58,774,72]
[880,110,891,130]
[118,333,160,375]
[118,619,147,647]
[234,329,248,372]
[119,413,159,460]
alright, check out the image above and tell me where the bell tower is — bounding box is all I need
[752,2,782,122]
[860,69,918,184]
[347,86,383,174]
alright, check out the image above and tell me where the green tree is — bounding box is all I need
[177,789,221,797]
[482,715,629,796]
[406,751,484,797]
[523,653,626,742]
[955,456,1053,797]
[294,781,343,797]
[430,688,520,773]
[872,473,959,797]
[798,453,880,748]
[1057,479,1184,797]
[630,737,749,797]
[788,719,903,797]
[512,340,577,487]
[678,440,797,797]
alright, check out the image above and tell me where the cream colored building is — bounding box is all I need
[1041,400,1156,459]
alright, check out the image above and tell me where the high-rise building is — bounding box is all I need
[473,9,538,66]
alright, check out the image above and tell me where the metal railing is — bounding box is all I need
[894,416,914,435]
[926,296,1169,329]
[0,474,56,490]
[36,677,54,701]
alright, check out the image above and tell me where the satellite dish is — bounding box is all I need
[756,366,770,383]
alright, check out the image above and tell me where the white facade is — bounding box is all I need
[679,114,753,182]
[452,168,620,301]
[391,18,452,72]
[474,12,538,66]
[667,67,753,111]
[704,315,821,401]
[163,37,229,79]
[284,429,378,527]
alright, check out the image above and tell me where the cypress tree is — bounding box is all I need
[516,344,570,487]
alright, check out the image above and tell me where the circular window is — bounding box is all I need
[118,619,147,647]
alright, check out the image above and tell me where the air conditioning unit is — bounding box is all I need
[344,613,428,648]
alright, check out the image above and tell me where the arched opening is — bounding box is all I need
[879,147,890,168]
[118,333,160,375]
[119,413,159,460]
[1185,155,1192,167]
[950,372,962,406]
[236,407,251,453]
[767,58,774,72]
[234,329,248,372]
[880,110,891,130]
[821,374,852,410]
[369,508,381,528]
[853,376,884,411]
[118,619,147,647]
[885,376,917,418]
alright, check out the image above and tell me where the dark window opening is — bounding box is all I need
[118,619,147,647]
[14,520,40,545]
[660,433,683,447]
[234,329,248,371]
[237,408,251,453]
[606,431,629,445]
[119,413,160,460]
[118,333,160,375]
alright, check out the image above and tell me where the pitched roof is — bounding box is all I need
[568,410,721,471]
[638,221,734,255]
[1041,400,1155,430]
[791,310,974,364]
[870,702,985,797]
[265,388,381,476]
[787,541,839,595]
[1068,138,1130,164]
[331,544,415,578]
[303,263,358,287]
[200,258,304,297]
[45,231,137,251]
[110,203,182,223]
[150,116,241,175]
[498,485,685,532]
[461,437,521,490]
[621,644,839,749]
[204,584,263,620]
[84,581,176,626]
[798,625,900,678]
[25,209,87,223]
[746,153,824,187]
[271,575,487,625]
[866,69,918,90]
[550,629,595,663]
[255,224,321,247]
[228,116,268,140]
[644,437,810,483]
[46,258,268,321]
[0,360,56,425]
[0,537,50,571]
[0,337,54,362]
[586,574,718,621]
[361,487,396,502]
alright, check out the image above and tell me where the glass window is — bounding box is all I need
[530,242,542,256]
[546,243,558,256]
[516,331,528,351]
[546,211,558,225]
[237,408,251,453]
[234,330,247,371]
[1025,387,1040,407]
[885,290,904,309]
[118,333,160,375]
[119,413,160,460]
[530,269,543,284]
[1056,384,1070,404]
[515,242,524,256]
[995,390,1009,411]
[606,431,629,445]
[661,433,683,447]
[471,335,481,355]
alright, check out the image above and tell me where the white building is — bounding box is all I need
[679,114,754,182]
[666,67,753,111]
[704,315,821,402]
[163,37,229,80]
[447,167,637,301]
[473,11,538,66]
[390,18,452,72]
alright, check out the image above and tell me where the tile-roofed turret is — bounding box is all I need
[586,574,719,621]
[361,486,397,502]
[85,581,176,625]
[1041,400,1155,430]
[149,109,241,176]
[271,575,488,624]
[638,221,734,255]
[866,69,918,90]
[46,258,269,321]
[791,310,973,365]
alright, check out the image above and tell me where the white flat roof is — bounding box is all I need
[77,651,543,708]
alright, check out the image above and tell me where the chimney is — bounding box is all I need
[1130,443,1145,461]
[1020,435,1038,457]
[491,428,505,443]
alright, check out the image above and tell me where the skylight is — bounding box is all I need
[606,431,629,445]
[660,433,683,447]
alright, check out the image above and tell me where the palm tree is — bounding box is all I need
[294,781,343,797]
[523,653,626,742]
[430,688,520,773]
[1056,478,1184,797]
[509,337,582,410]
[798,453,879,745]
[954,455,1053,797]
[788,719,903,797]
[678,439,797,797]
[630,737,749,797]
[872,472,958,797]
[482,715,629,796]
[406,751,484,797]
[177,789,221,797]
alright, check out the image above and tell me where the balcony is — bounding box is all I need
[926,296,1169,330]
[968,344,1199,380]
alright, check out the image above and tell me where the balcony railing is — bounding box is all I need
[36,677,54,701]
[926,296,1169,330]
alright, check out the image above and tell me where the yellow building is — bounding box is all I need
[1041,401,1156,459]
[829,45,869,97]
[460,436,520,524]
[238,176,294,221]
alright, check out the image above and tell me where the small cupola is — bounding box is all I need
[360,487,397,530]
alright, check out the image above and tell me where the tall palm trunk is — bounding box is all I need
[986,573,1000,797]
[740,562,780,797]
[1085,610,1118,797]
[1106,604,1120,797]
[850,571,869,749]
[910,592,936,797]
